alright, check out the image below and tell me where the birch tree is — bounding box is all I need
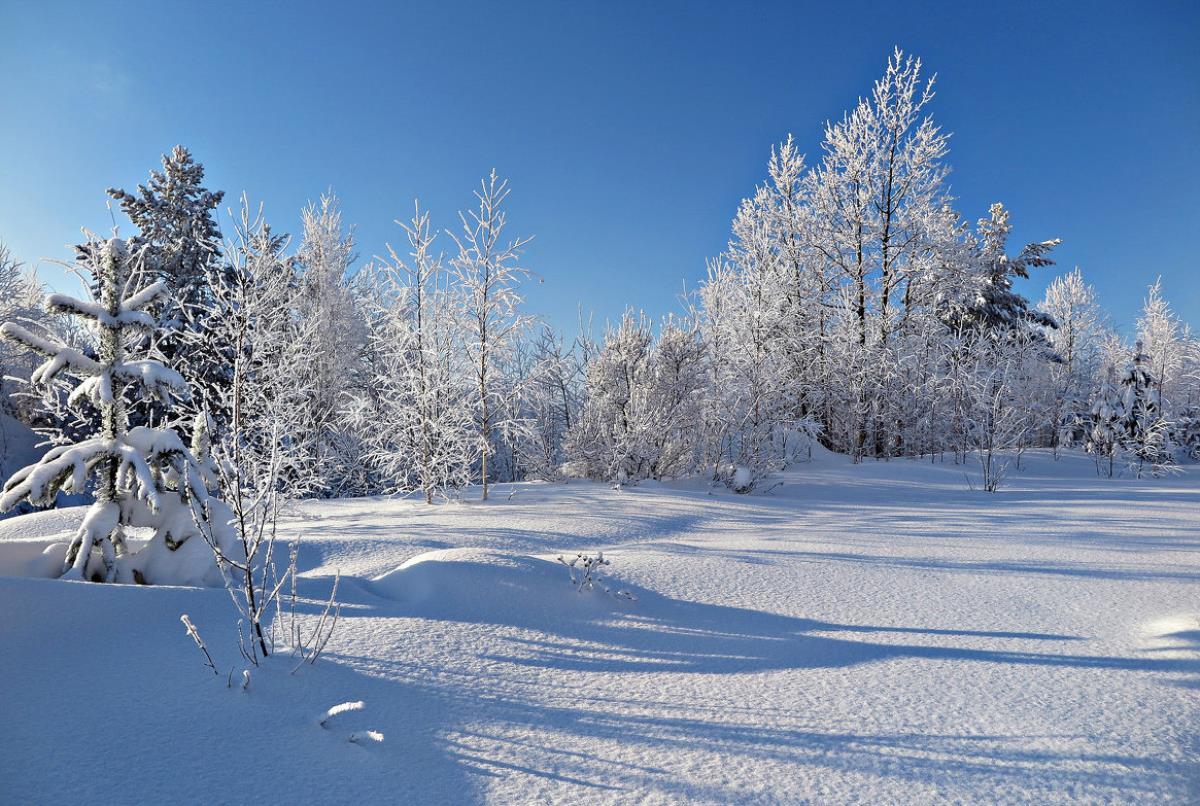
[449,171,532,500]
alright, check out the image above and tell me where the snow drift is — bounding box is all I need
[372,548,632,623]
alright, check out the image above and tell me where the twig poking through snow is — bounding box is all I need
[180,614,219,676]
[319,700,365,729]
[556,552,637,601]
[349,730,385,745]
[290,570,342,674]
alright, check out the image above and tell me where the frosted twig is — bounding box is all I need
[349,730,385,745]
[319,700,364,729]
[180,614,219,676]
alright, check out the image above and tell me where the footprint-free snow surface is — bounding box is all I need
[1,450,1197,804]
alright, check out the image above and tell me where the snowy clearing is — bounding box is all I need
[1,449,1197,804]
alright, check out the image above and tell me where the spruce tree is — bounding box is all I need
[1119,341,1169,473]
[947,203,1060,341]
[107,145,228,434]
[1086,367,1124,477]
[0,236,236,583]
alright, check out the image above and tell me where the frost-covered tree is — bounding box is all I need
[566,311,705,484]
[1039,268,1108,452]
[107,146,227,433]
[1170,405,1200,461]
[945,326,1047,490]
[192,199,323,655]
[697,248,807,489]
[516,324,584,480]
[0,235,236,583]
[799,49,959,457]
[0,242,51,419]
[450,171,532,500]
[200,197,320,499]
[942,203,1058,342]
[1118,341,1169,475]
[294,192,369,496]
[1137,278,1195,414]
[352,202,475,502]
[1086,367,1124,477]
[806,48,951,349]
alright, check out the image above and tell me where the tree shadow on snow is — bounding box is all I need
[308,562,1200,800]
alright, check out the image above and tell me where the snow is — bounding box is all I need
[0,450,1197,803]
[45,292,156,329]
[731,465,753,492]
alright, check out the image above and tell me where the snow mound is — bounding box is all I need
[371,548,628,622]
[0,506,81,577]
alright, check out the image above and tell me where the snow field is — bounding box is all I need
[0,449,1197,804]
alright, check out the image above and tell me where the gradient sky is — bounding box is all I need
[1,0,1197,336]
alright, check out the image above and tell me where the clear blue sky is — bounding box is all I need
[1,0,1197,335]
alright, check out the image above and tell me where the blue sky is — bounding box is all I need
[1,0,1197,335]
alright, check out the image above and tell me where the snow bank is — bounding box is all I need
[0,506,79,577]
[0,503,228,586]
[372,548,628,623]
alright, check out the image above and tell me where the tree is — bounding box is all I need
[0,242,51,420]
[191,199,323,657]
[1137,278,1194,415]
[450,171,532,500]
[1039,268,1108,452]
[697,245,806,488]
[201,197,321,500]
[107,146,227,434]
[1118,341,1169,476]
[1086,367,1124,477]
[293,191,368,497]
[945,203,1059,341]
[566,310,654,482]
[802,48,956,457]
[566,311,705,485]
[0,235,236,583]
[352,202,475,502]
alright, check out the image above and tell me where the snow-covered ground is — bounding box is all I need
[1,450,1197,804]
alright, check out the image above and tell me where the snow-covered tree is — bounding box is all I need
[1137,278,1195,414]
[516,324,584,480]
[0,242,51,419]
[294,191,369,497]
[1086,367,1124,477]
[1039,268,1108,452]
[352,202,475,502]
[566,311,705,484]
[191,199,324,656]
[450,171,532,500]
[807,48,951,347]
[107,146,227,433]
[566,311,653,482]
[1170,405,1200,461]
[1118,341,1169,475]
[942,203,1058,342]
[697,247,804,489]
[200,197,320,499]
[0,235,236,583]
[946,327,1046,490]
[799,49,959,457]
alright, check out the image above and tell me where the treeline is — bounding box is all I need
[2,50,1197,505]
